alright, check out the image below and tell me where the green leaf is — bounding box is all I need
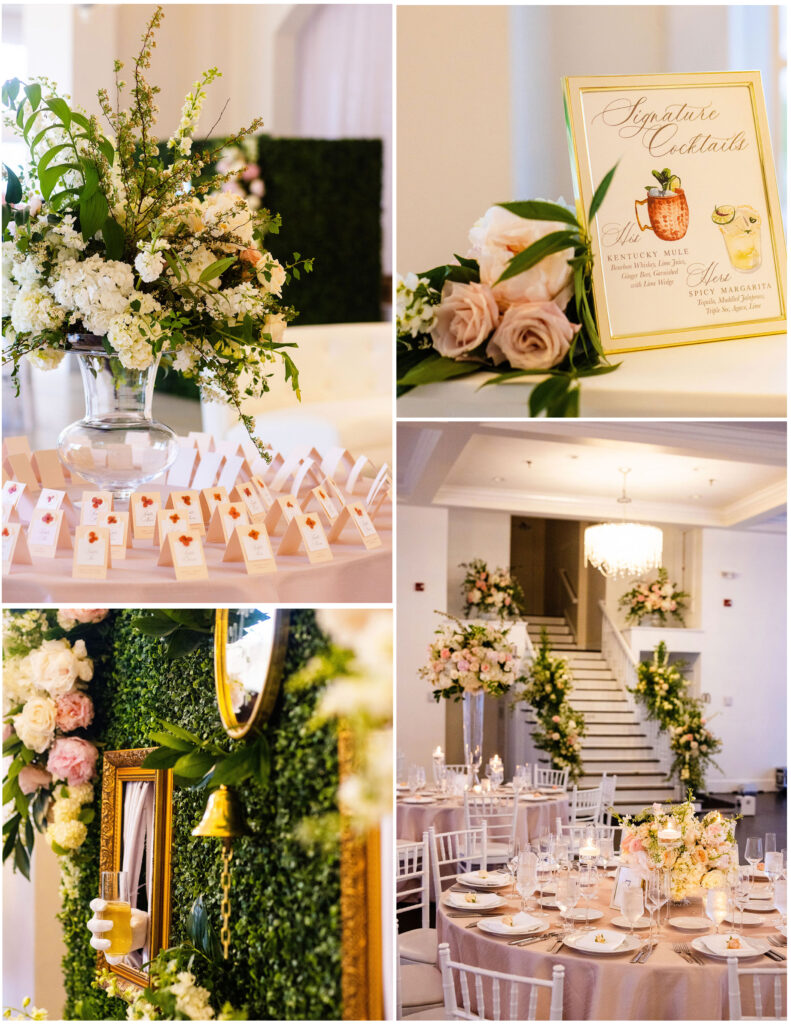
[50,839,69,856]
[588,163,619,222]
[79,188,109,240]
[164,629,205,661]
[140,746,184,771]
[2,773,21,806]
[78,806,95,824]
[2,734,22,756]
[38,162,77,201]
[3,827,16,863]
[129,614,178,637]
[80,159,100,200]
[3,814,20,837]
[207,746,257,789]
[102,216,125,260]
[495,231,578,284]
[47,186,82,212]
[577,362,621,378]
[155,720,204,746]
[44,96,72,128]
[6,756,24,782]
[13,838,30,879]
[3,78,20,105]
[24,816,34,852]
[398,354,483,388]
[69,111,91,131]
[30,791,49,833]
[172,749,216,779]
[30,123,62,150]
[528,374,570,417]
[37,143,73,176]
[198,256,237,283]
[148,731,194,752]
[257,736,270,790]
[3,163,22,205]
[497,199,580,228]
[96,136,115,166]
[478,367,559,387]
[23,83,41,111]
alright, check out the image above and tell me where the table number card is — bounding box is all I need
[157,528,209,580]
[264,495,300,535]
[191,451,224,491]
[166,445,198,488]
[206,501,249,544]
[130,492,161,540]
[564,72,787,351]
[302,485,341,525]
[277,514,333,564]
[27,508,72,558]
[231,482,266,522]
[248,475,274,511]
[72,525,111,580]
[79,491,113,526]
[167,490,205,533]
[200,486,230,521]
[154,509,190,547]
[2,522,32,573]
[223,523,277,575]
[97,509,132,560]
[31,450,67,489]
[327,503,382,550]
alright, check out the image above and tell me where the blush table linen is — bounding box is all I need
[397,794,569,845]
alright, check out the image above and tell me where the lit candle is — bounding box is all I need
[579,842,600,858]
[658,827,682,843]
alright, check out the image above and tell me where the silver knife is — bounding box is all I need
[509,931,560,947]
[630,944,648,963]
[639,942,657,963]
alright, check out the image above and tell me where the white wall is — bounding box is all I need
[446,508,513,618]
[698,528,786,792]
[396,504,449,774]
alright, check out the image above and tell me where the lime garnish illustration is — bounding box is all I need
[711,205,736,225]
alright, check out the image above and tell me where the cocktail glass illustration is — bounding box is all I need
[712,204,762,271]
[635,168,689,241]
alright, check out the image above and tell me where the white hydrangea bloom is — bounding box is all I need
[106,312,162,370]
[171,344,200,373]
[134,239,170,283]
[27,347,66,371]
[45,214,87,253]
[203,282,265,324]
[11,284,66,334]
[50,254,135,336]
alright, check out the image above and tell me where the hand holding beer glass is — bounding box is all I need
[87,870,148,963]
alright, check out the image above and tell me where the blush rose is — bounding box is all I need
[18,764,53,794]
[486,301,578,370]
[47,737,99,787]
[54,691,95,733]
[430,281,499,359]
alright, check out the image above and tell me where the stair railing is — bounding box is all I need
[598,601,673,777]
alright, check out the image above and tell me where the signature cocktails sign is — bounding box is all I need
[564,72,786,352]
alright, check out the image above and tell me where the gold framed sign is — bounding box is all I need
[564,72,786,353]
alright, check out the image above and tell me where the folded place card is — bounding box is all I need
[31,450,67,489]
[231,482,266,522]
[166,445,199,488]
[130,491,161,540]
[276,513,333,563]
[35,488,78,527]
[269,451,305,494]
[206,501,249,544]
[27,508,72,558]
[325,477,349,508]
[248,475,274,511]
[154,508,191,547]
[157,527,209,580]
[223,522,277,575]
[347,455,376,496]
[321,446,355,483]
[191,451,224,491]
[264,495,300,536]
[2,481,33,524]
[327,502,382,550]
[2,522,32,573]
[188,431,214,455]
[292,458,323,496]
[97,509,132,560]
[366,463,391,506]
[72,525,111,580]
[200,486,230,521]
[302,485,341,525]
[213,439,243,458]
[369,484,391,521]
[216,454,244,493]
[3,436,32,460]
[167,490,205,533]
[79,491,113,526]
[4,452,40,491]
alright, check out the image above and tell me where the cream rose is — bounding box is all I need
[486,301,578,370]
[430,281,499,359]
[24,638,93,699]
[468,205,574,310]
[13,696,57,753]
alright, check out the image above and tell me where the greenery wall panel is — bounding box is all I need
[60,609,341,1021]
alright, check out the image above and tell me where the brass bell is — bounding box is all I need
[191,785,248,841]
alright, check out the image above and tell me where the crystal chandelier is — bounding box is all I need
[584,469,663,579]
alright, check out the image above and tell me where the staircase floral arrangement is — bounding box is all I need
[2,609,110,879]
[619,568,689,626]
[631,642,722,792]
[397,166,620,417]
[460,558,525,620]
[420,613,520,701]
[1,5,312,456]
[619,797,737,901]
[514,628,586,782]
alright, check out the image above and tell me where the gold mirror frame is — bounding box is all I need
[214,608,291,739]
[98,748,173,994]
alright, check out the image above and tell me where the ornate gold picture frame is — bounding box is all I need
[564,71,787,353]
[98,748,174,993]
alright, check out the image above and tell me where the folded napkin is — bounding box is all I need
[511,911,542,929]
[575,929,625,952]
[703,933,757,956]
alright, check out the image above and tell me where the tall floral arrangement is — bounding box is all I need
[629,641,690,729]
[460,558,525,620]
[515,628,585,782]
[619,568,688,625]
[3,609,109,876]
[397,168,620,417]
[420,613,520,701]
[1,6,312,456]
[620,798,737,900]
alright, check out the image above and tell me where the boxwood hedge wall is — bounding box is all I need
[61,609,341,1021]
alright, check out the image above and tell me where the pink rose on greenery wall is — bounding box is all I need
[18,764,53,795]
[55,692,95,733]
[47,737,98,786]
[56,609,109,629]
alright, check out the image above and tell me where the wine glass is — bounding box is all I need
[507,840,521,898]
[732,867,752,934]
[516,850,538,916]
[407,765,419,795]
[745,837,763,889]
[765,850,783,899]
[705,887,728,936]
[620,883,644,937]
[556,872,579,939]
[533,847,551,920]
[765,833,777,855]
[554,838,570,874]
[645,871,667,942]
[774,879,787,929]
[416,766,427,792]
[578,862,598,931]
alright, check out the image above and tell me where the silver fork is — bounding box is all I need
[673,942,692,963]
[682,942,705,965]
[768,935,787,947]
[630,943,649,963]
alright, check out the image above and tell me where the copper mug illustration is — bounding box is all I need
[635,189,689,241]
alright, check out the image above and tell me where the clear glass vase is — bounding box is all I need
[57,336,179,502]
[463,690,485,784]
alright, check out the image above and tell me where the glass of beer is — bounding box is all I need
[100,870,132,957]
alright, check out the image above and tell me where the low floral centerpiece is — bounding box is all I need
[619,568,689,626]
[620,798,737,901]
[397,167,619,416]
[460,558,525,620]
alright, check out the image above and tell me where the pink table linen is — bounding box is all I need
[397,794,569,845]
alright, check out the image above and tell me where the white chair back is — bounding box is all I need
[430,825,488,896]
[534,766,569,790]
[438,942,565,1020]
[599,773,617,824]
[570,784,603,823]
[397,833,430,930]
[727,958,786,1020]
[463,791,519,858]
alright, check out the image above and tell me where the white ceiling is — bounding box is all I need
[398,421,787,531]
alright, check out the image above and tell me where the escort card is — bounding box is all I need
[325,477,349,508]
[167,490,205,533]
[4,452,39,491]
[188,431,214,456]
[2,522,32,574]
[223,522,277,575]
[327,503,382,549]
[216,454,244,493]
[31,450,67,489]
[369,484,391,521]
[302,485,341,525]
[27,508,72,558]
[2,481,33,523]
[191,451,224,490]
[322,446,356,483]
[366,463,391,506]
[2,436,32,460]
[277,514,333,563]
[72,525,111,580]
[35,488,78,527]
[154,509,190,547]
[292,458,323,496]
[262,451,285,481]
[347,454,375,496]
[231,482,266,522]
[200,486,230,521]
[166,445,198,488]
[206,502,249,544]
[269,451,304,493]
[130,491,161,540]
[264,494,300,535]
[249,475,274,511]
[79,491,113,526]
[97,509,132,560]
[157,527,209,580]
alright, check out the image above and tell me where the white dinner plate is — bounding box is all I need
[779,924,787,937]
[399,795,434,804]
[561,908,604,923]
[668,916,711,931]
[537,786,564,794]
[456,870,511,889]
[724,911,767,926]
[563,931,641,956]
[520,794,552,802]
[445,891,506,911]
[477,915,547,937]
[745,898,777,913]
[611,914,651,930]
[692,935,769,960]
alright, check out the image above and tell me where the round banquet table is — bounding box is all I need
[397,792,569,845]
[437,873,786,1020]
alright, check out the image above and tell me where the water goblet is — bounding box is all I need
[765,833,777,855]
[765,850,783,901]
[745,837,763,889]
[578,862,598,931]
[516,850,539,916]
[416,766,426,792]
[407,765,419,795]
[705,887,728,936]
[556,872,579,939]
[620,884,644,937]
[533,848,552,920]
[507,840,521,898]
[645,871,667,942]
